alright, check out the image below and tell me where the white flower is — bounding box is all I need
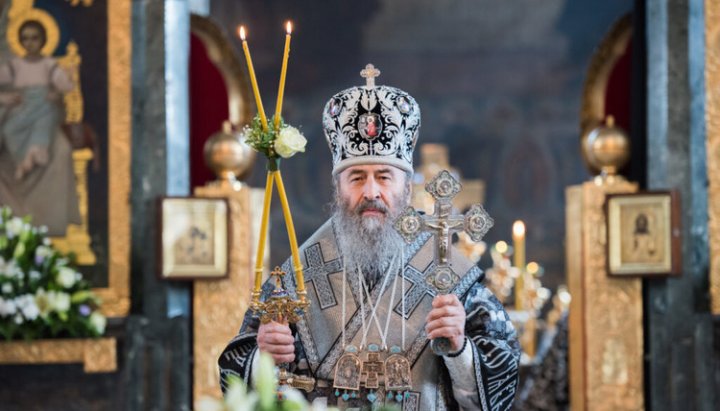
[13,313,23,324]
[5,217,24,238]
[1,260,21,280]
[35,288,52,317]
[50,291,71,313]
[57,267,77,288]
[89,312,107,334]
[195,397,225,411]
[36,245,53,259]
[2,283,12,294]
[274,126,307,158]
[0,297,17,316]
[15,294,39,321]
[29,270,41,281]
[43,237,51,246]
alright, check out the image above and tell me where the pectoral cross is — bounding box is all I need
[361,352,385,389]
[394,170,494,292]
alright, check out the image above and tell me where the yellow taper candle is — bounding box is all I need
[253,171,275,292]
[274,170,305,292]
[513,220,526,310]
[238,26,269,131]
[274,21,292,130]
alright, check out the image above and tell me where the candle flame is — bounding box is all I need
[238,25,246,41]
[512,220,525,237]
[286,21,293,34]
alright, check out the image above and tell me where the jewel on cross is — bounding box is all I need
[360,64,381,88]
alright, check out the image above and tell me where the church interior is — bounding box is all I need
[0,0,718,409]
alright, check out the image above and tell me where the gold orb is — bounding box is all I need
[203,121,256,187]
[582,116,630,182]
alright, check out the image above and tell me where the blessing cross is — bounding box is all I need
[360,63,381,88]
[394,170,494,292]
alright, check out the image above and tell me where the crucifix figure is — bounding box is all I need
[393,170,493,354]
[394,170,494,291]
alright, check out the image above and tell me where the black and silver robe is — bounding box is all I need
[219,219,520,410]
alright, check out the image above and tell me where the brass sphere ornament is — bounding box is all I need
[203,121,256,189]
[583,115,630,185]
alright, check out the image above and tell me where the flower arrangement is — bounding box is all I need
[199,352,399,411]
[0,206,105,341]
[243,115,307,170]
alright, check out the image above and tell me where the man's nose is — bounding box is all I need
[362,178,381,199]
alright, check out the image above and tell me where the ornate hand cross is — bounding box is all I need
[394,170,494,292]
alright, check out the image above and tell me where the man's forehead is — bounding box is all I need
[342,164,404,176]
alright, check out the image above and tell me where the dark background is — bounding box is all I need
[203,0,633,293]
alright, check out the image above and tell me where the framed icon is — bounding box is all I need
[606,191,681,276]
[158,197,229,280]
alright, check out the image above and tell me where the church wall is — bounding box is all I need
[208,0,632,292]
[645,0,719,409]
[0,0,193,410]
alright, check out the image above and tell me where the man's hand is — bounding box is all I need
[257,321,295,364]
[425,294,467,353]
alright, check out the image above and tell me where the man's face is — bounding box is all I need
[337,164,408,225]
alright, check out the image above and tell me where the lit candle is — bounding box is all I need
[253,172,275,293]
[513,220,526,310]
[238,26,269,131]
[274,170,305,293]
[274,21,292,130]
[512,220,526,269]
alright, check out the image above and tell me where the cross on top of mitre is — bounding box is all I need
[360,63,381,88]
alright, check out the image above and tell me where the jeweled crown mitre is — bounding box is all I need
[322,64,421,175]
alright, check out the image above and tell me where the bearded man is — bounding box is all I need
[219,66,519,410]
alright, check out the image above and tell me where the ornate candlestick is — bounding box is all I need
[250,267,314,395]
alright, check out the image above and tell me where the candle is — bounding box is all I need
[253,172,275,292]
[512,220,526,310]
[238,26,269,131]
[274,21,292,130]
[274,170,305,292]
[512,220,526,269]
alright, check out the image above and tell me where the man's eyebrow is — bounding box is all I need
[375,168,393,175]
[347,169,367,177]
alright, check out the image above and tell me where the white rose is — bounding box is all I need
[89,312,107,334]
[274,126,306,158]
[57,267,77,288]
[2,283,12,294]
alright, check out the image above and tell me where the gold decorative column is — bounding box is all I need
[192,184,265,403]
[566,120,643,410]
[705,0,720,314]
[566,181,643,411]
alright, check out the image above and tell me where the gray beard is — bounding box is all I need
[332,195,408,286]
